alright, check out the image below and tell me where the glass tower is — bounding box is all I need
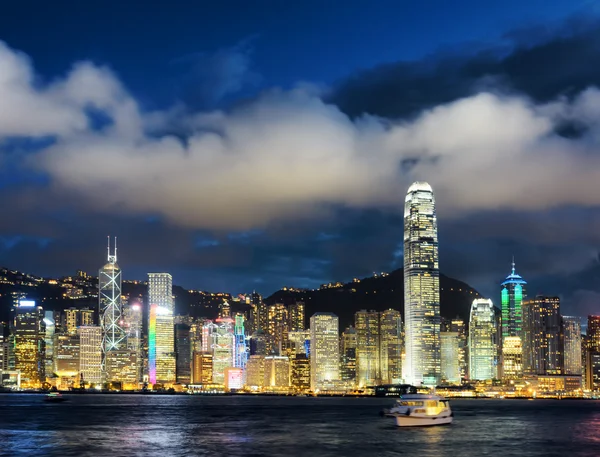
[355,310,380,387]
[403,181,440,387]
[501,261,526,379]
[468,299,497,381]
[563,316,582,375]
[309,313,340,391]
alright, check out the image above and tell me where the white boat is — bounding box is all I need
[386,394,453,427]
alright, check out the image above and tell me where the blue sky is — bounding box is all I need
[2,0,600,317]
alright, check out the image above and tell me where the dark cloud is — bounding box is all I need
[330,16,600,119]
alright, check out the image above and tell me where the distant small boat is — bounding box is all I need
[44,392,68,403]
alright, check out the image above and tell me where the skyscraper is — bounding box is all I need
[99,237,126,375]
[13,300,46,388]
[148,273,174,312]
[233,314,248,369]
[340,326,357,384]
[501,261,526,379]
[288,302,305,331]
[468,299,497,381]
[267,303,288,355]
[355,310,380,387]
[78,326,103,386]
[522,296,563,375]
[309,313,340,391]
[211,318,234,385]
[380,309,403,384]
[403,181,440,387]
[175,323,191,384]
[440,332,460,384]
[563,316,582,376]
[585,315,600,390]
[123,301,143,382]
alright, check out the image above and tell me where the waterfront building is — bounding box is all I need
[310,313,340,391]
[291,353,310,391]
[122,301,143,381]
[501,261,527,379]
[585,315,600,390]
[443,318,467,381]
[0,323,5,381]
[441,332,460,384]
[468,299,497,381]
[234,314,248,369]
[105,349,139,386]
[78,326,103,386]
[224,367,243,390]
[148,304,176,385]
[380,309,403,384]
[99,238,126,374]
[522,296,563,375]
[191,351,213,384]
[355,310,380,387]
[43,311,56,377]
[563,316,582,375]
[211,318,234,385]
[340,326,357,383]
[264,356,291,389]
[175,323,191,384]
[54,333,80,378]
[13,300,45,388]
[148,273,174,312]
[245,355,266,388]
[403,181,441,387]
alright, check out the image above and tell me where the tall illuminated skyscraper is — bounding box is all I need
[148,273,175,385]
[403,181,440,387]
[501,261,526,379]
[211,318,234,384]
[175,323,191,384]
[355,310,380,387]
[78,326,103,385]
[563,316,582,375]
[468,299,497,381]
[340,326,357,384]
[380,309,403,384]
[309,313,339,391]
[43,311,56,377]
[288,302,305,331]
[234,314,248,369]
[522,296,563,375]
[148,273,174,312]
[440,332,460,384]
[123,301,143,382]
[13,300,45,388]
[99,237,126,373]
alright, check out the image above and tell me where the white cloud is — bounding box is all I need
[2,40,600,230]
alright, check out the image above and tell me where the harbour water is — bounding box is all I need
[1,395,599,457]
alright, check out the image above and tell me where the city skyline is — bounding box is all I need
[1,2,600,320]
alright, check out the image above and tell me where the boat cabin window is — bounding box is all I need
[426,401,437,407]
[400,401,424,406]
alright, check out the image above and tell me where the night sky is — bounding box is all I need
[2,0,600,317]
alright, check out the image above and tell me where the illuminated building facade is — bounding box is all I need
[522,296,563,375]
[65,307,94,334]
[291,354,311,391]
[501,261,526,379]
[440,332,460,384]
[224,367,243,390]
[245,355,265,388]
[310,313,339,391]
[54,333,80,378]
[123,302,143,382]
[340,326,357,383]
[105,349,139,385]
[403,181,440,387]
[148,305,176,384]
[585,315,600,390]
[211,318,234,385]
[563,316,582,375]
[288,330,310,357]
[148,273,174,311]
[267,303,288,355]
[99,238,126,380]
[175,323,191,384]
[13,300,45,388]
[234,314,248,369]
[264,356,290,389]
[380,309,403,384]
[288,302,305,331]
[468,299,497,381]
[191,351,213,384]
[502,336,523,380]
[78,326,103,385]
[355,310,380,387]
[443,318,467,381]
[43,312,56,377]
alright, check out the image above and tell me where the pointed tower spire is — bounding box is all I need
[107,235,111,262]
[114,236,118,262]
[511,256,516,275]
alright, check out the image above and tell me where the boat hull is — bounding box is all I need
[394,414,453,427]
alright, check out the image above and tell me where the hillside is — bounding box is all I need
[266,268,482,330]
